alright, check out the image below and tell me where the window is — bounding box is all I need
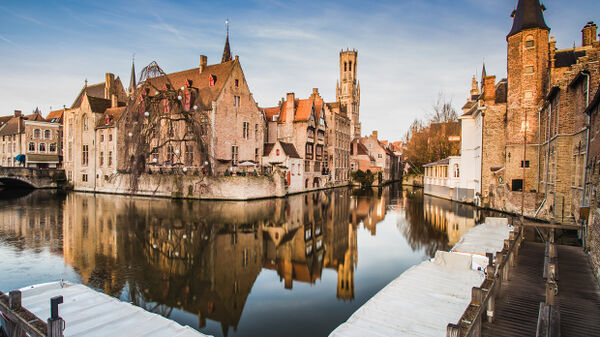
[100,133,104,142]
[520,160,530,168]
[255,148,259,163]
[232,146,239,166]
[243,122,249,139]
[49,143,56,153]
[67,142,72,162]
[454,164,460,178]
[234,95,241,107]
[511,179,523,192]
[186,144,194,165]
[349,61,352,72]
[82,145,89,166]
[108,151,112,166]
[82,174,88,182]
[44,130,51,139]
[255,124,258,139]
[28,142,35,152]
[34,129,41,138]
[525,66,534,74]
[235,79,239,87]
[82,115,89,131]
[344,62,347,71]
[306,143,313,159]
[167,145,174,163]
[378,154,382,158]
[109,134,113,141]
[39,143,46,152]
[525,36,534,49]
[100,152,104,166]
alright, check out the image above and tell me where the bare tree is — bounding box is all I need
[428,92,458,123]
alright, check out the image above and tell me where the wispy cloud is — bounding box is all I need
[0,34,16,46]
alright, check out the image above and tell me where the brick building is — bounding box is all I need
[0,109,61,168]
[325,101,351,184]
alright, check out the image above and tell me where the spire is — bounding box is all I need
[470,75,480,97]
[221,19,232,63]
[481,63,487,80]
[507,0,550,38]
[129,54,136,94]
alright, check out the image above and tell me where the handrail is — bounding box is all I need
[447,225,523,337]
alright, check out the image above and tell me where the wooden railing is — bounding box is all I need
[0,289,64,337]
[537,233,560,337]
[447,224,524,337]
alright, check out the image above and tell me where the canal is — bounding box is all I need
[0,184,484,337]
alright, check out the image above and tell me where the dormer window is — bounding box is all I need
[209,75,216,87]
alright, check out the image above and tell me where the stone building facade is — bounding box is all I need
[325,101,351,184]
[360,131,392,182]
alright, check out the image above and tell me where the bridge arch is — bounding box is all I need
[0,177,36,188]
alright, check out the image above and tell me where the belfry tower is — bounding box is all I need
[505,0,550,192]
[337,49,361,139]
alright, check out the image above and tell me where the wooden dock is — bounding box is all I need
[481,241,600,336]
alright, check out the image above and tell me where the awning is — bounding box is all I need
[239,161,257,167]
[26,154,60,164]
[14,154,25,162]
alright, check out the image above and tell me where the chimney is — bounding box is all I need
[105,73,115,99]
[286,93,295,121]
[111,94,118,108]
[582,21,598,47]
[312,88,319,96]
[199,55,207,73]
[372,130,378,139]
[14,110,22,117]
[483,75,496,102]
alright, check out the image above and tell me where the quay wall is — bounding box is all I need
[81,172,287,200]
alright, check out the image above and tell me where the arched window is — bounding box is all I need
[344,62,347,71]
[454,164,460,178]
[44,130,51,139]
[28,142,35,152]
[82,114,89,131]
[39,143,46,152]
[34,129,40,138]
[349,61,352,72]
[49,143,57,152]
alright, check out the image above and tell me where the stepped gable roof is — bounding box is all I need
[554,50,586,68]
[25,112,45,121]
[507,0,549,38]
[280,142,301,159]
[96,106,126,128]
[72,82,105,108]
[495,79,508,103]
[46,109,64,123]
[145,60,236,110]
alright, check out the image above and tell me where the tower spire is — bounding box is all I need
[129,53,136,95]
[507,0,550,38]
[221,19,232,63]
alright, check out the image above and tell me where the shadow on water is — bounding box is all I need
[0,184,490,337]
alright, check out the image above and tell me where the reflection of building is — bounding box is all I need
[422,196,476,247]
[349,188,388,236]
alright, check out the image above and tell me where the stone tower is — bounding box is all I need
[337,49,361,139]
[505,0,550,192]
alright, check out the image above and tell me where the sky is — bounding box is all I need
[1,0,599,141]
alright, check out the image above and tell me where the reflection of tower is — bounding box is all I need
[336,222,357,300]
[337,49,361,139]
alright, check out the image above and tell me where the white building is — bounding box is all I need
[456,84,483,205]
[423,156,461,200]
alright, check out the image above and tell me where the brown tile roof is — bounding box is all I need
[495,79,508,103]
[145,60,236,110]
[263,143,275,156]
[293,98,313,121]
[0,117,22,136]
[0,115,12,127]
[554,50,586,68]
[72,82,105,108]
[46,109,64,123]
[280,142,301,159]
[96,106,126,128]
[88,96,113,114]
[25,113,45,121]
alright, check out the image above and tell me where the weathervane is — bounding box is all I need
[226,18,229,36]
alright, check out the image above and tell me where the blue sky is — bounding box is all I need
[1,0,598,140]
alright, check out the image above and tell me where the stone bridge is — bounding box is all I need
[0,167,67,189]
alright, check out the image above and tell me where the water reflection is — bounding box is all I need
[0,185,482,337]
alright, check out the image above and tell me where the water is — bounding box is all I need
[0,184,483,337]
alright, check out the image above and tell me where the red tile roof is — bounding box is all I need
[96,107,126,128]
[262,107,281,121]
[46,109,64,123]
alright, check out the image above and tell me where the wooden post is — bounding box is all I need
[47,318,64,337]
[486,265,496,323]
[472,287,483,306]
[446,323,460,337]
[9,290,21,310]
